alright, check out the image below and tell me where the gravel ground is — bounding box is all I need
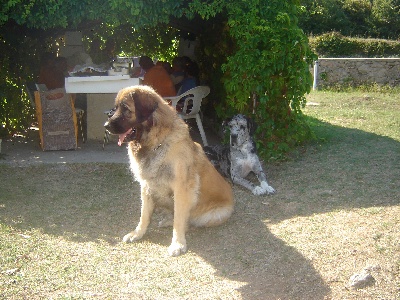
[0,122,220,165]
[0,134,129,165]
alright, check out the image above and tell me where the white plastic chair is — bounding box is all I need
[164,86,210,146]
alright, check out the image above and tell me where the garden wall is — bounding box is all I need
[313,58,400,89]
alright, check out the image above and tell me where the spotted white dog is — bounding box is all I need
[204,114,275,196]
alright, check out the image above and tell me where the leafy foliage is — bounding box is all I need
[0,0,316,160]
[299,0,400,39]
[216,1,317,159]
[309,32,400,57]
[0,23,42,137]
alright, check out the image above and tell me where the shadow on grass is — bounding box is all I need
[1,117,399,298]
[265,116,400,222]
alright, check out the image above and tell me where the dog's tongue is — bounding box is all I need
[118,128,133,146]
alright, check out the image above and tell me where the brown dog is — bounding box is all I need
[104,85,234,256]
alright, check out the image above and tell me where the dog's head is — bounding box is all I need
[223,114,257,147]
[104,85,162,145]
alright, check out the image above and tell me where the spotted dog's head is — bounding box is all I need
[223,114,257,148]
[104,85,160,145]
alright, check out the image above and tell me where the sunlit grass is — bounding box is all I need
[1,88,399,299]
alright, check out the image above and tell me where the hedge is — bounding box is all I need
[309,32,400,58]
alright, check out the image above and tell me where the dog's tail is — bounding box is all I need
[190,205,234,227]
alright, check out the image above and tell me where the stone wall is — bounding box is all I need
[313,58,400,89]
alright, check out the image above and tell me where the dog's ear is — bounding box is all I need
[222,117,232,127]
[131,91,158,124]
[247,116,257,136]
[222,117,232,133]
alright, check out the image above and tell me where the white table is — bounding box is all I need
[65,76,141,140]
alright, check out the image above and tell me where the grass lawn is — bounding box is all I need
[1,88,399,299]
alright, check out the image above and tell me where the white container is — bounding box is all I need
[65,76,141,93]
[107,68,129,76]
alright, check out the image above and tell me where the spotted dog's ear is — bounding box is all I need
[222,116,232,127]
[222,116,232,134]
[246,116,257,136]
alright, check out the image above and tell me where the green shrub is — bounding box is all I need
[1,0,317,161]
[195,1,317,160]
[0,77,34,138]
[309,32,400,57]
[0,33,39,138]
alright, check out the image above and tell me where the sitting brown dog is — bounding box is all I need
[104,85,234,256]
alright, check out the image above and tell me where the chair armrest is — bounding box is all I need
[163,95,182,109]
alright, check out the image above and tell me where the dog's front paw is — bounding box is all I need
[261,182,276,194]
[252,186,266,195]
[122,230,144,243]
[168,241,187,257]
[252,182,275,195]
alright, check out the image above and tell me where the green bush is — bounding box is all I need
[0,33,39,138]
[1,0,317,161]
[195,1,317,160]
[298,0,400,39]
[309,32,400,57]
[0,77,34,138]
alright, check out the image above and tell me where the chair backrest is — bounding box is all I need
[34,88,78,151]
[170,86,210,116]
[35,83,48,91]
[25,81,37,108]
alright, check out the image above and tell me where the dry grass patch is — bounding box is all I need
[1,89,399,299]
[269,208,400,299]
